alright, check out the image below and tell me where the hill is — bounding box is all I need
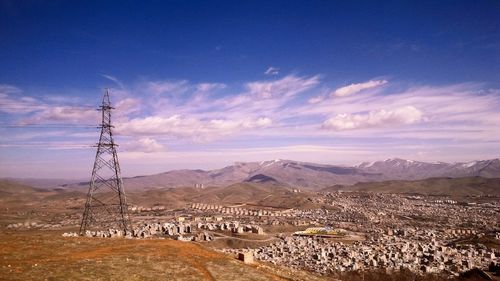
[0,180,52,203]
[0,178,84,189]
[0,231,332,281]
[321,177,500,196]
[0,179,315,211]
[0,180,42,195]
[127,182,316,209]
[244,174,279,184]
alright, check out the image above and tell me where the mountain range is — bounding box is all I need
[104,158,500,190]
[5,158,499,191]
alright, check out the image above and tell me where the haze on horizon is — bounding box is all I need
[0,1,499,179]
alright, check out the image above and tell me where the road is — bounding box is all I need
[208,231,279,242]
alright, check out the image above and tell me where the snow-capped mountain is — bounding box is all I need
[65,158,500,190]
[357,158,500,180]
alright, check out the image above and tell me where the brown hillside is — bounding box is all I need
[322,177,500,196]
[0,231,334,281]
[127,182,316,209]
[0,180,42,195]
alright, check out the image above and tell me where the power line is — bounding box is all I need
[0,144,93,148]
[0,104,97,109]
[0,123,98,128]
[0,102,96,105]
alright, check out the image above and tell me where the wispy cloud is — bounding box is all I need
[146,80,189,95]
[122,137,166,153]
[115,98,142,116]
[0,85,99,123]
[115,115,273,142]
[332,79,387,97]
[196,83,226,93]
[245,74,319,99]
[21,106,98,124]
[264,66,280,76]
[308,95,325,104]
[0,85,44,114]
[101,74,125,89]
[322,106,423,130]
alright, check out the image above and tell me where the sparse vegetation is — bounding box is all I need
[0,231,332,281]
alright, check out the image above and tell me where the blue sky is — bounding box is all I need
[0,1,499,178]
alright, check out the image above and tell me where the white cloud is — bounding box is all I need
[43,95,83,104]
[0,85,44,114]
[264,66,280,75]
[246,75,320,99]
[308,95,325,104]
[101,74,125,89]
[333,79,387,97]
[0,87,98,124]
[322,106,423,130]
[115,115,273,142]
[255,117,272,127]
[22,106,99,124]
[0,84,22,95]
[115,98,141,115]
[123,137,165,153]
[196,83,226,92]
[146,80,189,95]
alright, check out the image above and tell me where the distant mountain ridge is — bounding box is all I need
[356,158,500,180]
[10,158,499,191]
[321,177,500,196]
[117,158,500,190]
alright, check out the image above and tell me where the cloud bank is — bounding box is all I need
[1,75,499,176]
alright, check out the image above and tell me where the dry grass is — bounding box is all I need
[0,230,334,281]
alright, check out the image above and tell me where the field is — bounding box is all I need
[0,230,332,281]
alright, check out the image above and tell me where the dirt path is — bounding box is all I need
[209,231,279,242]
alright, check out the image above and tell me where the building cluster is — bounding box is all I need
[317,192,499,233]
[63,219,267,241]
[64,222,213,241]
[251,235,498,276]
[7,221,62,229]
[218,192,498,276]
[429,199,457,204]
[128,205,166,213]
[197,221,264,234]
[190,203,294,217]
[194,183,205,189]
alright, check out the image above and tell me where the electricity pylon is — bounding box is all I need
[80,89,130,235]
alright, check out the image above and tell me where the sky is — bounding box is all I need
[0,0,499,178]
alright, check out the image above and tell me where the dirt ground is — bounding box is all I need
[0,230,335,281]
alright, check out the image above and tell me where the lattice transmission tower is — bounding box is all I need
[80,90,130,235]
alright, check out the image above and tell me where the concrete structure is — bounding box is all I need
[238,252,254,264]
